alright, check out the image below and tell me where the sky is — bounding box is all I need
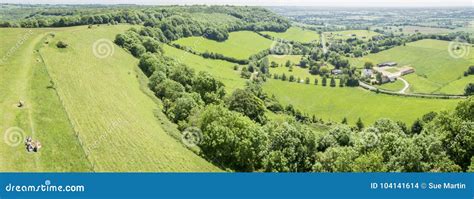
[0,0,472,7]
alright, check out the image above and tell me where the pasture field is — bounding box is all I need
[374,26,455,35]
[173,31,273,60]
[266,55,339,84]
[0,28,92,171]
[163,44,246,92]
[260,27,321,43]
[325,30,380,41]
[350,39,474,94]
[266,54,303,66]
[39,25,219,172]
[376,80,405,91]
[263,80,460,125]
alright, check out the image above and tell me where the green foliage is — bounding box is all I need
[356,118,364,131]
[263,121,318,172]
[197,105,268,171]
[166,92,203,123]
[465,83,474,95]
[56,40,68,48]
[193,71,226,104]
[226,89,267,124]
[155,79,185,100]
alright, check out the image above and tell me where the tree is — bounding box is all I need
[322,77,327,86]
[197,105,268,171]
[305,77,310,84]
[289,75,295,82]
[410,119,423,134]
[169,64,195,88]
[330,77,336,87]
[341,117,348,124]
[314,78,318,85]
[148,71,167,90]
[166,92,203,123]
[56,41,68,48]
[154,79,185,100]
[193,72,226,104]
[263,121,318,172]
[355,118,364,131]
[285,60,291,67]
[364,62,374,69]
[142,37,162,53]
[465,83,474,95]
[130,43,146,57]
[227,89,267,124]
[138,53,167,76]
[375,72,383,84]
[281,73,287,81]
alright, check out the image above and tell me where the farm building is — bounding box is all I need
[362,69,373,78]
[377,62,397,67]
[400,66,415,75]
[373,65,415,84]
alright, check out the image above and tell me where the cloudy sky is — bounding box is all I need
[0,0,472,7]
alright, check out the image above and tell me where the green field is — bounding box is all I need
[350,39,474,94]
[266,55,339,83]
[261,27,321,43]
[0,28,94,171]
[376,80,405,91]
[325,30,380,41]
[173,31,273,60]
[163,44,246,92]
[0,26,219,172]
[374,26,455,35]
[263,80,459,125]
[266,54,303,66]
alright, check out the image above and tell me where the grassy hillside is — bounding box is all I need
[0,28,92,171]
[350,39,474,94]
[37,25,219,172]
[173,31,273,60]
[261,27,320,43]
[263,80,459,125]
[163,44,246,92]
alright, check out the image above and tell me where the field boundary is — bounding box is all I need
[359,81,468,99]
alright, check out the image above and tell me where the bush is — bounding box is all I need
[56,41,68,48]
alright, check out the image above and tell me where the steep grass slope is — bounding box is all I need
[37,25,219,172]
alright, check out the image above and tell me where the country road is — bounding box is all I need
[398,77,410,94]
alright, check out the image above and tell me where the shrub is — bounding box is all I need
[56,41,68,48]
